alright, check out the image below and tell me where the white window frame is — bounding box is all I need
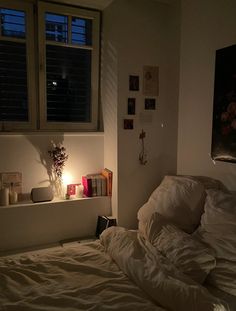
[0,0,36,131]
[38,2,100,131]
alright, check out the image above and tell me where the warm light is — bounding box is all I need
[62,172,73,186]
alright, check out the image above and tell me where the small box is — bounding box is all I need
[95,215,117,238]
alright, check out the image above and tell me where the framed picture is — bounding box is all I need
[143,65,159,96]
[145,98,156,110]
[129,75,139,91]
[124,119,134,129]
[211,44,236,163]
[127,98,136,115]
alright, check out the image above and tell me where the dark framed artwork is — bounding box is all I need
[129,75,139,91]
[127,98,136,115]
[211,45,236,163]
[145,98,156,110]
[124,119,134,129]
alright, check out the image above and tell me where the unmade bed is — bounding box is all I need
[0,175,236,311]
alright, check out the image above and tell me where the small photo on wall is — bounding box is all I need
[129,75,139,91]
[127,98,136,115]
[124,119,134,129]
[145,98,156,110]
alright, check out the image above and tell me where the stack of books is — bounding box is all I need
[82,168,112,197]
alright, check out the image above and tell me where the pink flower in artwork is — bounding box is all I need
[221,111,229,122]
[222,125,231,136]
[220,101,236,135]
[227,101,236,116]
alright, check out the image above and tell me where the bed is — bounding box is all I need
[0,175,236,311]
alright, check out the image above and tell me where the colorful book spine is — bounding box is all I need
[82,169,112,197]
[101,168,113,196]
[82,176,92,197]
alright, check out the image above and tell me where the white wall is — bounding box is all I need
[103,0,180,228]
[0,133,104,194]
[178,0,236,191]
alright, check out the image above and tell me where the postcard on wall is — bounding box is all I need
[129,75,139,91]
[127,98,136,115]
[143,65,159,96]
[145,98,156,110]
[124,119,134,129]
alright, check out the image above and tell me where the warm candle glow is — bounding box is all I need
[62,172,73,186]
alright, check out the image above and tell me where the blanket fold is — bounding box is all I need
[100,226,229,311]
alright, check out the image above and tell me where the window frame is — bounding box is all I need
[38,1,100,131]
[0,0,36,131]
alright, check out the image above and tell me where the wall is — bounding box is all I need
[178,0,236,190]
[0,133,104,194]
[102,0,180,228]
[0,196,111,253]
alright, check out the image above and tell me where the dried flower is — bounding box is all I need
[48,144,68,179]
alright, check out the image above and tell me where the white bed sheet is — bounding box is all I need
[0,241,162,311]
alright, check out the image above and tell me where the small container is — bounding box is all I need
[76,184,84,198]
[9,182,18,204]
[0,188,9,206]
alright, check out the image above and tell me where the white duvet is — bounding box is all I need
[0,228,230,311]
[0,241,161,311]
[101,227,230,311]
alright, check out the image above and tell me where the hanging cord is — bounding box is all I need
[139,129,147,165]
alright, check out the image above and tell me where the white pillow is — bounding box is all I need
[138,175,206,234]
[184,175,229,193]
[144,214,216,284]
[195,190,236,296]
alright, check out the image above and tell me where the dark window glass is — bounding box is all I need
[46,45,91,122]
[0,40,28,121]
[71,17,92,46]
[45,13,68,43]
[0,8,25,38]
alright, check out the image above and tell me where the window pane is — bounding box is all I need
[0,40,28,121]
[0,8,25,38]
[46,45,91,122]
[45,13,68,43]
[72,17,92,46]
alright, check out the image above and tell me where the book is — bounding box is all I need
[95,215,117,237]
[101,168,112,196]
[82,174,107,197]
[82,176,92,197]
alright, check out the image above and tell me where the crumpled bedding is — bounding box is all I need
[100,227,230,311]
[0,241,163,311]
[0,227,231,311]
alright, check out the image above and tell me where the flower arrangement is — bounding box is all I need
[221,101,236,136]
[48,144,69,180]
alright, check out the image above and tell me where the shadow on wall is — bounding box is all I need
[25,134,65,197]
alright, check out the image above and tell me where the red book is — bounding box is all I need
[82,176,92,197]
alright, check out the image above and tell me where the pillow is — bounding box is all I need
[144,214,216,284]
[184,175,229,193]
[195,189,236,296]
[138,175,206,234]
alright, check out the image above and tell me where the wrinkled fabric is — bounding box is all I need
[143,219,216,284]
[101,226,229,311]
[0,242,163,311]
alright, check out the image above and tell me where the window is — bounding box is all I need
[0,1,100,131]
[0,1,36,130]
